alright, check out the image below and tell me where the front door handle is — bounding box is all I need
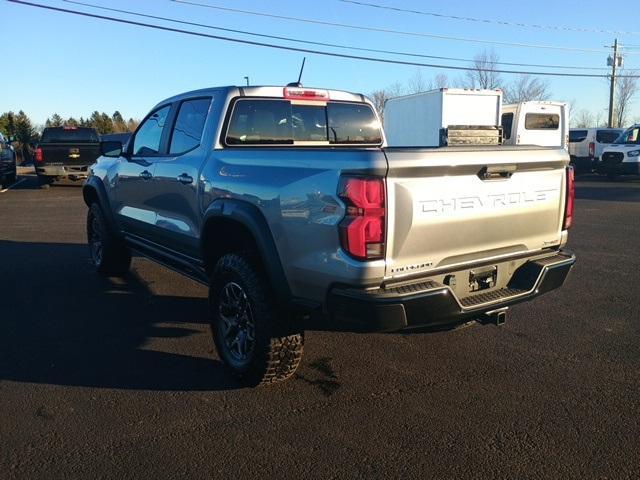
[139,170,153,180]
[177,173,193,185]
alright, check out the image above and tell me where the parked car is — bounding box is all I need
[568,127,623,173]
[0,132,17,187]
[502,101,569,148]
[598,125,640,178]
[384,88,503,147]
[35,126,101,188]
[84,85,576,386]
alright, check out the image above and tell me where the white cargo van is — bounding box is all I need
[384,88,503,147]
[568,128,623,173]
[501,101,569,148]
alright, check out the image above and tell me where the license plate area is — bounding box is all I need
[469,266,497,292]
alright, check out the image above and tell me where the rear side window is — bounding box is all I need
[225,98,381,146]
[525,113,559,130]
[596,130,622,143]
[501,112,514,140]
[569,130,588,143]
[133,105,171,156]
[170,98,211,154]
[41,127,100,143]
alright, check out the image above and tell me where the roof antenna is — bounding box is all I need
[287,57,306,87]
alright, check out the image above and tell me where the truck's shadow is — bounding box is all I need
[575,175,640,203]
[0,240,239,392]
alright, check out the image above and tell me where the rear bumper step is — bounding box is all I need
[328,250,575,332]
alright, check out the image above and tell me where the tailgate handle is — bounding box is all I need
[478,165,516,181]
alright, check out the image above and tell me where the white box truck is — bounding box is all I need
[501,101,569,148]
[384,88,503,147]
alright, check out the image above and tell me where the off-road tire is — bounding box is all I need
[87,203,131,276]
[209,253,304,386]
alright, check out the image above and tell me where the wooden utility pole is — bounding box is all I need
[608,39,619,128]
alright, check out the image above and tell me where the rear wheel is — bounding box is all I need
[87,203,131,276]
[209,253,304,386]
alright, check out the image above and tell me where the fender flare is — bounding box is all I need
[82,176,119,232]
[202,199,291,306]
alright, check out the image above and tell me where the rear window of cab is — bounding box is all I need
[225,98,382,146]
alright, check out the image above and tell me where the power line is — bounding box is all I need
[8,0,640,79]
[170,0,613,54]
[339,0,640,36]
[62,0,611,71]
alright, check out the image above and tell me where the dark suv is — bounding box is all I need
[0,132,17,187]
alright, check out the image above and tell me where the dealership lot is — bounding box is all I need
[1,174,638,479]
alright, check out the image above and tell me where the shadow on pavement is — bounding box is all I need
[575,173,640,202]
[0,240,240,392]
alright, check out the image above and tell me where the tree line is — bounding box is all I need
[0,110,140,163]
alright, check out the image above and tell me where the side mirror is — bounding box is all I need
[100,140,123,158]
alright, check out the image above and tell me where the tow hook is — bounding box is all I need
[481,307,508,326]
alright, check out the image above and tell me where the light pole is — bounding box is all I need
[607,39,623,128]
[244,76,250,86]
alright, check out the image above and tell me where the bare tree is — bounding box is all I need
[431,73,449,89]
[503,74,551,104]
[614,72,638,128]
[407,70,428,94]
[572,109,595,128]
[369,82,406,122]
[464,49,502,89]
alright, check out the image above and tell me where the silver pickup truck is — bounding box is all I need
[84,85,576,386]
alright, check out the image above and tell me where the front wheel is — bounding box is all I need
[87,203,131,276]
[209,254,304,386]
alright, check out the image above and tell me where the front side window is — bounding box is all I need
[614,127,640,144]
[170,98,211,154]
[132,105,171,156]
[525,113,560,130]
[225,98,381,146]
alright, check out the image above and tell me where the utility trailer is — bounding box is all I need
[383,88,503,147]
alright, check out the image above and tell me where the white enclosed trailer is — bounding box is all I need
[383,88,503,147]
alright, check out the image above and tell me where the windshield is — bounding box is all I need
[613,127,640,145]
[41,127,100,143]
[225,99,382,146]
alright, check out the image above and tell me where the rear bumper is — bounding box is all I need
[36,164,90,178]
[328,250,576,332]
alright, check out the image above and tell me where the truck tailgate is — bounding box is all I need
[39,142,100,165]
[383,146,568,278]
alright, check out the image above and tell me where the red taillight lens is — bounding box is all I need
[35,147,43,163]
[283,87,330,101]
[338,177,385,260]
[563,166,575,230]
[588,142,595,159]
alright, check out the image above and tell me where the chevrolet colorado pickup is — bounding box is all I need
[84,85,576,386]
[35,126,101,187]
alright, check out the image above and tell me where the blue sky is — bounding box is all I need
[2,0,637,125]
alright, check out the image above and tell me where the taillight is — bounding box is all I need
[338,176,386,260]
[563,166,575,230]
[588,142,595,159]
[35,147,43,163]
[283,87,330,101]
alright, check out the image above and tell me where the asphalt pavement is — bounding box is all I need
[1,173,639,479]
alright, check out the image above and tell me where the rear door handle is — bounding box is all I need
[139,170,153,180]
[177,173,193,185]
[478,165,516,181]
